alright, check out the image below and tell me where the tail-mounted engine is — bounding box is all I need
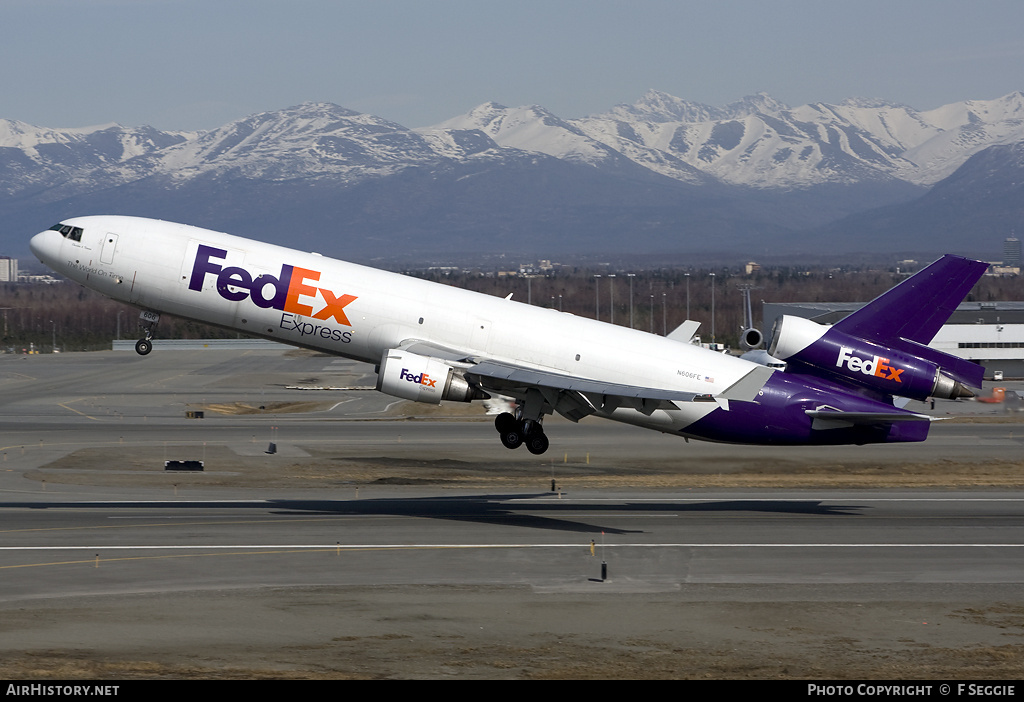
[739,327,764,350]
[769,315,975,401]
[376,349,487,404]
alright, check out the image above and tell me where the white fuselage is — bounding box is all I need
[31,215,758,435]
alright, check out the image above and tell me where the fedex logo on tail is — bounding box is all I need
[189,245,356,325]
[836,347,903,383]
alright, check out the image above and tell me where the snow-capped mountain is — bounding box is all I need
[418,90,1024,189]
[136,103,449,183]
[572,90,1024,187]
[600,89,788,124]
[817,140,1024,253]
[1,91,1022,260]
[0,119,190,196]
[427,101,713,184]
[0,103,522,211]
[5,91,1022,196]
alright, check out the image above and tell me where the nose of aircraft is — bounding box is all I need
[29,228,61,263]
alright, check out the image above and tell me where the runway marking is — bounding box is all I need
[6,543,1024,570]
[0,515,382,534]
[56,400,101,421]
[9,497,1024,504]
[6,543,1024,551]
[0,548,354,570]
[0,371,36,382]
[513,497,1024,503]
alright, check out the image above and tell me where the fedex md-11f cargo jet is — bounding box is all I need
[30,216,987,455]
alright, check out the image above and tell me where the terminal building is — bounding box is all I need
[0,257,16,282]
[763,300,1024,380]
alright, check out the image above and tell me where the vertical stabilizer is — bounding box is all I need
[771,255,989,395]
[834,255,988,345]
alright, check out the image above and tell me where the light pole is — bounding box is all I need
[608,274,616,325]
[594,275,601,321]
[710,272,716,345]
[627,273,635,328]
[662,292,666,336]
[684,273,690,320]
[650,294,654,333]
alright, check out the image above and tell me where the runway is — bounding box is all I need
[3,347,1024,678]
[6,491,1024,590]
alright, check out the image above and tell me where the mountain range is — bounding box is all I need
[2,90,1023,263]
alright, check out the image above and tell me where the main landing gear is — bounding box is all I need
[494,411,550,455]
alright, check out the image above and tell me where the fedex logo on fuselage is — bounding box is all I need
[399,368,437,388]
[189,245,356,325]
[836,347,903,382]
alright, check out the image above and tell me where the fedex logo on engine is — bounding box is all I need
[189,245,356,325]
[399,368,438,388]
[836,347,904,382]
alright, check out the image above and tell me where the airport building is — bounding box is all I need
[0,257,16,282]
[763,300,1024,380]
[1005,238,1021,268]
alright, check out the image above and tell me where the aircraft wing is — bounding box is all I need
[468,359,701,401]
[397,338,775,422]
[465,359,699,421]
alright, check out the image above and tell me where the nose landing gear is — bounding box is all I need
[134,310,160,356]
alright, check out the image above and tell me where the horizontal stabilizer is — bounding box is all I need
[719,365,775,402]
[805,408,931,430]
[667,320,700,343]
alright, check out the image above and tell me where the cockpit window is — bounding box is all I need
[49,222,83,241]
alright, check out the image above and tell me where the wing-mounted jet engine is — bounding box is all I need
[376,349,487,404]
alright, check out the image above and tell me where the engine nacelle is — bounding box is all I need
[769,315,974,401]
[739,327,764,350]
[376,349,486,404]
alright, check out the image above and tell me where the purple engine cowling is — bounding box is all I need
[769,316,974,401]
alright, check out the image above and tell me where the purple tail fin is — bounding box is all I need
[834,255,989,345]
[832,255,988,390]
[770,255,988,396]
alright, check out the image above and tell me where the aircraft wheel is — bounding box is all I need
[135,339,153,356]
[494,412,518,434]
[500,429,524,450]
[526,431,549,455]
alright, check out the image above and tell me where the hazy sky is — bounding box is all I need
[4,0,1023,131]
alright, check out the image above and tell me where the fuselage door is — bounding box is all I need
[100,232,118,265]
